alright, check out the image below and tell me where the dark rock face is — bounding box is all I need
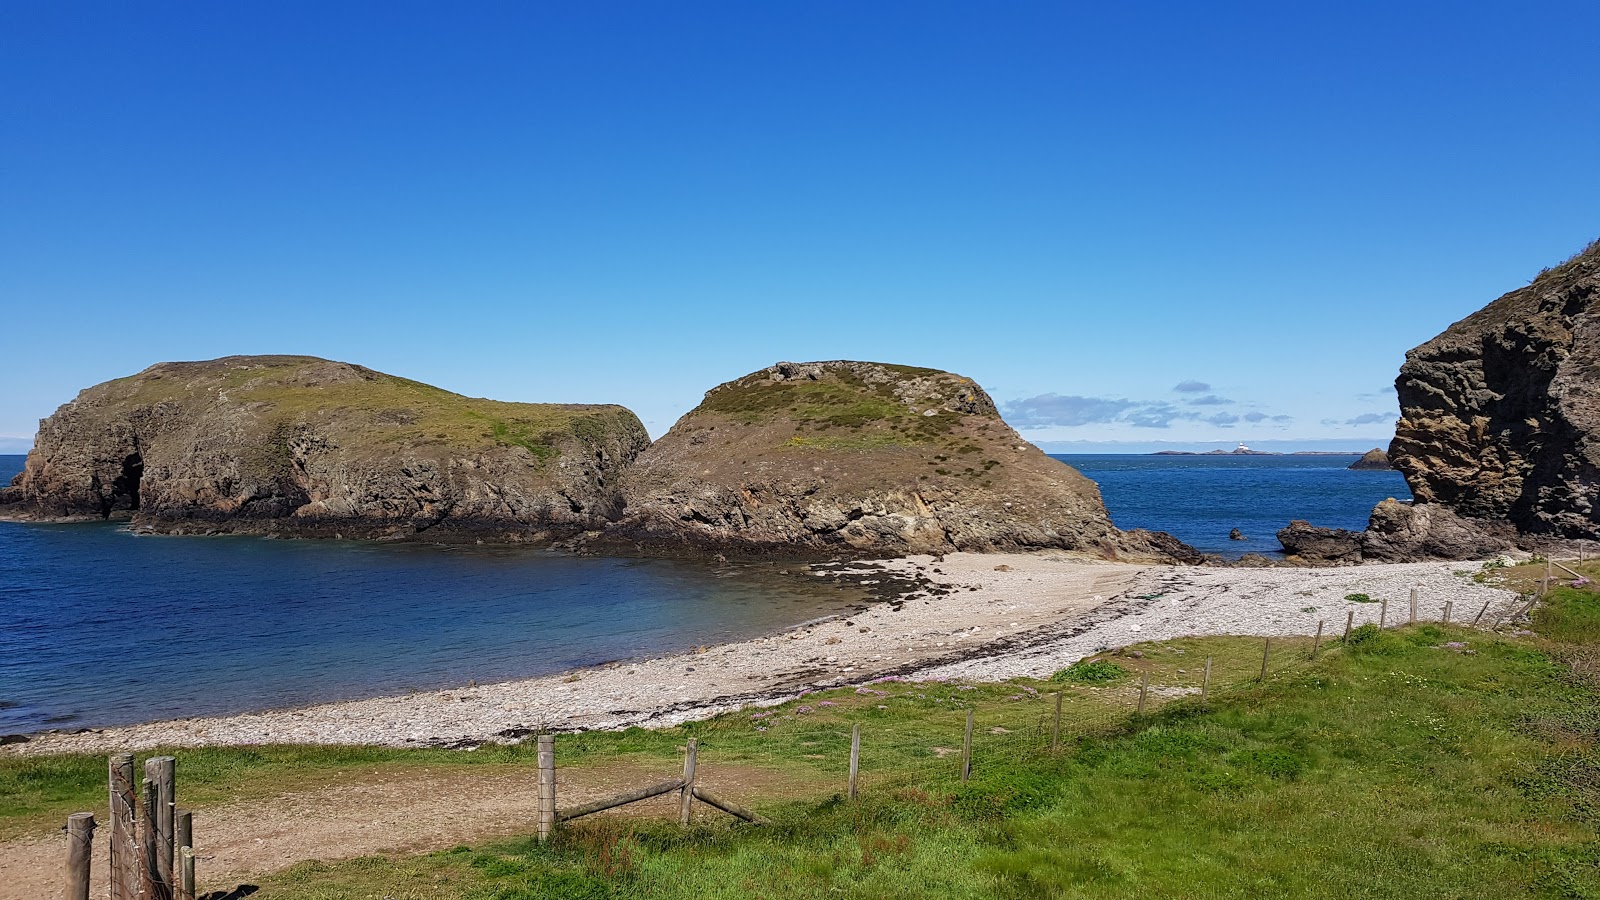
[1391,239,1600,538]
[611,360,1197,559]
[0,356,650,541]
[1348,448,1393,471]
[1278,499,1518,565]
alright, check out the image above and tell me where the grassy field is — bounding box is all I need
[6,584,1599,898]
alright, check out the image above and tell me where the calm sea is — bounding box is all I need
[1057,453,1410,557]
[0,452,1408,733]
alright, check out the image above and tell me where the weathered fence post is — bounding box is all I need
[1473,600,1491,626]
[65,812,95,900]
[1380,599,1389,628]
[1136,671,1149,715]
[175,810,194,900]
[145,756,176,899]
[960,709,974,782]
[1443,601,1453,625]
[1201,657,1212,704]
[109,754,138,900]
[1344,610,1354,640]
[1409,587,1418,624]
[536,735,555,843]
[180,849,195,900]
[1312,621,1324,658]
[679,738,698,826]
[848,724,861,801]
[1050,692,1063,752]
[1258,637,1271,681]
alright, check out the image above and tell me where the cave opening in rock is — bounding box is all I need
[109,451,143,514]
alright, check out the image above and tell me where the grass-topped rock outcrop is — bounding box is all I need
[0,355,649,540]
[611,360,1194,558]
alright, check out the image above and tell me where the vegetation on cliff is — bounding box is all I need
[0,355,649,539]
[613,360,1189,558]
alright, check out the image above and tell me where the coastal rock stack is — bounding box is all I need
[0,355,651,541]
[608,360,1194,559]
[1282,238,1600,563]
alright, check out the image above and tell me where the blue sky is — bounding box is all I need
[3,2,1597,453]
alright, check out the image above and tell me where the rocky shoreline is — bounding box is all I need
[4,552,1522,757]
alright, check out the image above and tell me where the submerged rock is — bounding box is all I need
[0,355,650,541]
[609,360,1197,559]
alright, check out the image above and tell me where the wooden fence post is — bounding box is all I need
[65,813,95,900]
[1473,600,1491,626]
[1201,657,1212,704]
[848,724,861,801]
[961,709,974,782]
[1312,621,1324,658]
[175,810,194,900]
[109,754,138,900]
[180,849,195,900]
[1344,610,1354,640]
[1050,692,1063,752]
[1443,601,1453,625]
[536,735,555,843]
[1136,672,1149,715]
[679,738,698,826]
[1380,599,1388,628]
[145,756,176,900]
[1409,587,1418,624]
[1258,637,1271,681]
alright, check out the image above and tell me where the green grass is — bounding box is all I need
[1049,659,1130,684]
[241,623,1600,899]
[9,599,1600,898]
[87,356,644,476]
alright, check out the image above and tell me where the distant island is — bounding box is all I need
[1151,443,1364,457]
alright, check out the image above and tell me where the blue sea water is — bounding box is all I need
[1056,454,1410,557]
[0,452,1409,733]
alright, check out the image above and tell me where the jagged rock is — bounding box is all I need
[1347,448,1393,471]
[610,360,1197,560]
[1392,238,1600,538]
[1276,520,1364,564]
[0,355,650,540]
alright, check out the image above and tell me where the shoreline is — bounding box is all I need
[3,553,1523,757]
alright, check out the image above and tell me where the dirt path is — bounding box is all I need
[0,761,799,900]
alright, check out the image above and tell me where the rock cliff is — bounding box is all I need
[1391,239,1600,537]
[0,356,650,540]
[1281,238,1600,563]
[608,360,1195,559]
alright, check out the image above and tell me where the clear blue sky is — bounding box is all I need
[3,2,1597,452]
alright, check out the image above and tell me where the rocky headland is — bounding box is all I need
[605,360,1195,560]
[1,356,1197,561]
[1282,238,1600,563]
[0,355,650,541]
[1347,448,1393,470]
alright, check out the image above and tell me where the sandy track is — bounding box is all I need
[0,761,800,900]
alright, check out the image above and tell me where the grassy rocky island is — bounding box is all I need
[0,356,1197,560]
[0,355,651,541]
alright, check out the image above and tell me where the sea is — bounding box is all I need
[0,452,1408,734]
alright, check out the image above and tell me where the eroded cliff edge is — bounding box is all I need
[0,355,650,541]
[1281,239,1600,563]
[604,360,1196,560]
